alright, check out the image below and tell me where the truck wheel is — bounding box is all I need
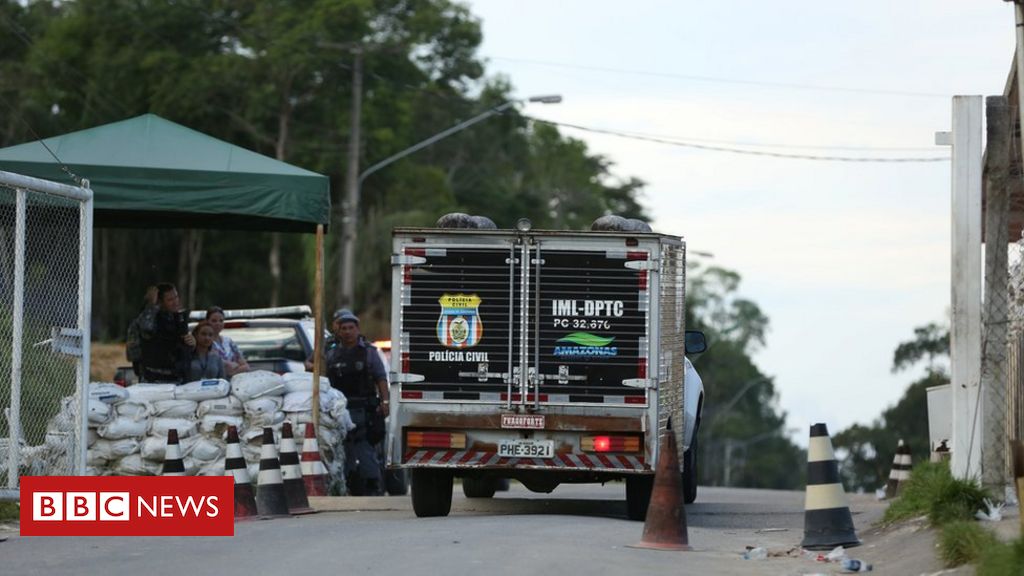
[385,468,408,496]
[682,436,698,504]
[625,475,654,521]
[462,477,497,498]
[411,469,453,517]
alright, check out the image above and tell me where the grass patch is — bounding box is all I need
[977,537,1024,576]
[0,501,19,521]
[938,521,999,567]
[883,461,990,525]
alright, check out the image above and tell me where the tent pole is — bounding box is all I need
[312,224,324,434]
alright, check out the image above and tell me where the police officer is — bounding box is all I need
[320,309,389,495]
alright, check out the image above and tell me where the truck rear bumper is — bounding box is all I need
[402,449,649,473]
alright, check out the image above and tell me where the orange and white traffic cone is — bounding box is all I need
[225,425,258,520]
[801,423,860,550]
[162,429,185,477]
[300,422,329,497]
[630,419,691,551]
[885,440,911,499]
[255,427,289,518]
[279,422,315,515]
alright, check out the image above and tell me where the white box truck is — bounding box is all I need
[385,221,705,518]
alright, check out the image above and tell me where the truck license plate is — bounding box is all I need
[498,439,554,459]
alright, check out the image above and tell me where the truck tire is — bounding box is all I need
[462,477,498,498]
[411,469,453,517]
[625,475,654,521]
[682,435,698,504]
[385,468,408,496]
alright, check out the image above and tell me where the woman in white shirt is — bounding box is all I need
[206,306,250,376]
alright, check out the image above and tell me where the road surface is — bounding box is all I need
[2,482,938,575]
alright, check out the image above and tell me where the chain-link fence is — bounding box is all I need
[0,170,92,494]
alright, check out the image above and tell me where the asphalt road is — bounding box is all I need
[1,483,892,576]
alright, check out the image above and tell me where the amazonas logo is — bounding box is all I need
[554,332,618,358]
[20,476,234,536]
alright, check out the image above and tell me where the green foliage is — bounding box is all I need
[1,0,649,333]
[0,501,18,521]
[938,521,999,568]
[892,323,949,374]
[977,537,1024,576]
[686,262,805,490]
[834,322,948,492]
[883,461,990,525]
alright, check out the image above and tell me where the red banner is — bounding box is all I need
[20,476,234,536]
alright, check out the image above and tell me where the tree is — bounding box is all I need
[687,261,805,490]
[833,322,949,492]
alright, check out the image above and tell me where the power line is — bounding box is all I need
[490,55,951,99]
[0,92,83,185]
[525,116,951,163]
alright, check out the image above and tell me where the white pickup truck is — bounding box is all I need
[385,221,706,518]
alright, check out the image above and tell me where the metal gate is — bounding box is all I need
[0,170,92,494]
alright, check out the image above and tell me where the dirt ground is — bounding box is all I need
[90,342,126,382]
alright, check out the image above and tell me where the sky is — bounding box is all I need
[464,0,1017,445]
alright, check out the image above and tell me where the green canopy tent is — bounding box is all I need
[0,113,330,232]
[0,113,331,425]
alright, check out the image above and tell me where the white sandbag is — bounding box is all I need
[246,410,285,428]
[90,438,140,460]
[87,428,99,447]
[284,410,340,430]
[190,437,225,462]
[244,395,283,416]
[281,390,335,414]
[324,386,347,410]
[319,426,343,449]
[125,383,177,403]
[246,462,260,483]
[196,395,243,417]
[89,382,130,404]
[175,378,230,401]
[149,417,197,439]
[98,416,150,440]
[281,372,331,395]
[198,459,225,477]
[86,451,109,467]
[199,414,244,435]
[140,434,198,461]
[150,399,198,419]
[112,453,161,476]
[85,466,102,476]
[47,397,76,433]
[88,400,113,424]
[230,370,285,401]
[114,401,151,421]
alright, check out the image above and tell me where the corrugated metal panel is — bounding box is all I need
[657,242,686,468]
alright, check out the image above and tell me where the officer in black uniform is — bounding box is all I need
[320,309,389,495]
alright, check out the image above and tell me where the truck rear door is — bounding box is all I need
[398,242,520,402]
[531,243,649,406]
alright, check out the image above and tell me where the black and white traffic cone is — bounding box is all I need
[885,440,912,499]
[255,427,289,518]
[162,429,185,477]
[225,425,258,520]
[280,422,315,515]
[801,423,860,550]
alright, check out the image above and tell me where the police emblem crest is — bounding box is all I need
[437,293,483,349]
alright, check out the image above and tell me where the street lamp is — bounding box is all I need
[338,94,562,307]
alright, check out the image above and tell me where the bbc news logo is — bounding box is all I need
[21,476,234,536]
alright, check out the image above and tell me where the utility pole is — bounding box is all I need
[339,48,363,310]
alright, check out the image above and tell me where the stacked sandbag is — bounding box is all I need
[69,373,351,489]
